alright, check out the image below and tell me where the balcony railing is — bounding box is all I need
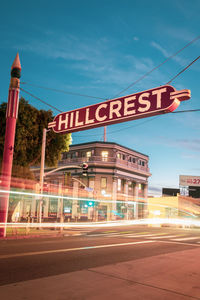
[59,156,149,173]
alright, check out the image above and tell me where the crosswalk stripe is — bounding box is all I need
[87,233,120,237]
[147,235,177,239]
[123,234,159,238]
[87,232,200,243]
[88,233,158,238]
[171,237,200,241]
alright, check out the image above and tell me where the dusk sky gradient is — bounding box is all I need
[0,0,200,195]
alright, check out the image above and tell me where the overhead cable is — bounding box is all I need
[166,55,200,84]
[74,108,200,138]
[20,87,63,113]
[21,82,107,101]
[113,35,200,98]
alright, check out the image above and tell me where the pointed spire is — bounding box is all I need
[11,53,21,70]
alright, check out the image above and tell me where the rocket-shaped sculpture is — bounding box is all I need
[0,54,21,237]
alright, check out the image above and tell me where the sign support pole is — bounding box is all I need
[0,54,21,238]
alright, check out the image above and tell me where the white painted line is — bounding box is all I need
[89,233,158,238]
[124,234,159,238]
[0,240,155,260]
[157,240,200,247]
[88,233,122,237]
[147,235,177,239]
[171,237,199,241]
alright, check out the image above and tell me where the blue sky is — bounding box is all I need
[0,0,200,195]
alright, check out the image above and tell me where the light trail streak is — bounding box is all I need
[0,189,192,211]
[0,188,147,205]
[1,218,200,229]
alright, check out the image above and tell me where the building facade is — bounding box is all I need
[41,141,151,221]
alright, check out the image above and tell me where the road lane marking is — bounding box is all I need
[171,237,200,241]
[124,234,161,238]
[147,235,177,239]
[0,240,155,259]
[156,240,200,247]
[88,233,121,237]
[89,233,159,238]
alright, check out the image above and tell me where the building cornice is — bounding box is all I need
[69,141,149,159]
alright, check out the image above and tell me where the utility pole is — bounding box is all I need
[0,54,21,238]
[104,126,107,142]
[38,128,48,224]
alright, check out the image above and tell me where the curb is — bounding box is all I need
[0,231,83,241]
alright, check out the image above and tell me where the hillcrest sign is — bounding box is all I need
[48,85,191,134]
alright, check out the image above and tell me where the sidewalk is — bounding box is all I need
[0,247,200,299]
[1,228,82,240]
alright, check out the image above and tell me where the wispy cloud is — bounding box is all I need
[158,137,200,152]
[174,1,200,21]
[151,42,169,58]
[181,153,200,160]
[15,33,169,95]
[175,139,200,152]
[150,41,188,67]
[173,113,200,130]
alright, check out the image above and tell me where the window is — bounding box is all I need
[89,179,94,189]
[117,153,121,159]
[49,199,58,213]
[117,178,121,191]
[101,177,107,189]
[86,151,92,161]
[138,160,145,166]
[101,151,108,161]
[117,153,126,160]
[71,152,76,158]
[128,156,136,163]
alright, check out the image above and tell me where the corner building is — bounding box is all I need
[58,141,151,221]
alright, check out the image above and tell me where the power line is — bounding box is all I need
[113,35,200,98]
[74,52,200,138]
[21,82,107,101]
[166,55,200,84]
[74,109,200,138]
[73,116,160,137]
[21,35,200,102]
[20,87,63,113]
[20,40,200,137]
[172,109,200,113]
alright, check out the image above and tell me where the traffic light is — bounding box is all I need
[82,162,88,176]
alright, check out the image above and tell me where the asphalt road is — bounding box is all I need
[0,225,200,286]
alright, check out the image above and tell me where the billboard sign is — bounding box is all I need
[48,85,190,134]
[179,175,200,187]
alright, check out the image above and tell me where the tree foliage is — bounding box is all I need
[0,97,71,169]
